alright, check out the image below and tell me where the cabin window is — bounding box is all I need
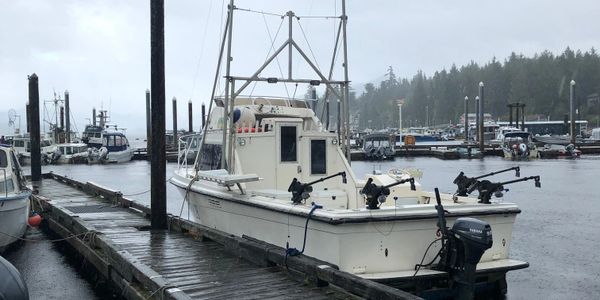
[115,137,123,147]
[66,147,73,155]
[280,126,297,162]
[198,144,222,170]
[0,151,7,168]
[14,140,24,147]
[310,140,326,175]
[0,177,15,194]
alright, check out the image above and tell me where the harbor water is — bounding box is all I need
[7,156,600,299]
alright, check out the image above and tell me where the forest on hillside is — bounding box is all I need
[349,48,600,130]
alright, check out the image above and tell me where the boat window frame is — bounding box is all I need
[310,139,327,175]
[280,125,298,163]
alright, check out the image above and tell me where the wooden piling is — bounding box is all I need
[92,107,96,126]
[188,100,193,133]
[145,89,151,156]
[172,97,178,146]
[65,90,71,142]
[150,0,167,229]
[201,103,206,129]
[26,102,30,133]
[60,106,65,130]
[28,74,41,182]
[478,82,484,152]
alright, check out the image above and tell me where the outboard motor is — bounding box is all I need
[433,188,492,300]
[0,256,29,300]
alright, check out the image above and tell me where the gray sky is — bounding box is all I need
[1,0,598,136]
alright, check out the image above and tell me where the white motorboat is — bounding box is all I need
[9,135,56,165]
[502,131,539,160]
[0,145,31,253]
[52,143,90,164]
[82,111,133,163]
[492,126,521,145]
[171,1,531,294]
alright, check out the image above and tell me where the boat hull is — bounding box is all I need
[0,193,30,253]
[173,180,520,279]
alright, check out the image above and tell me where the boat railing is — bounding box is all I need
[177,133,203,173]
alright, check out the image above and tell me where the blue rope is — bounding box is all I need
[285,202,322,265]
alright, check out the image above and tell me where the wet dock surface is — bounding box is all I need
[32,176,377,300]
[3,228,102,300]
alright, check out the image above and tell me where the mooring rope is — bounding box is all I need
[0,229,96,243]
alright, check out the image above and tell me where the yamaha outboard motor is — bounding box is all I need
[0,256,29,300]
[433,188,493,300]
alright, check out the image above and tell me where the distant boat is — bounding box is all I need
[51,143,90,164]
[81,111,133,163]
[8,134,56,165]
[396,127,437,145]
[362,133,394,160]
[502,131,539,160]
[0,145,31,253]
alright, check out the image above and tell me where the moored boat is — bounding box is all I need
[0,145,31,253]
[170,2,533,295]
[502,131,539,160]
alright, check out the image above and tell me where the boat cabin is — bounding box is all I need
[57,143,88,156]
[102,132,130,152]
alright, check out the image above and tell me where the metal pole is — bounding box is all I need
[464,96,468,143]
[65,90,70,143]
[425,106,429,127]
[28,74,41,182]
[325,99,330,130]
[287,11,293,80]
[172,97,178,147]
[201,103,206,129]
[145,89,151,156]
[337,99,341,143]
[570,80,576,144]
[92,107,96,126]
[341,0,351,164]
[475,96,480,143]
[150,0,167,229]
[478,82,485,152]
[222,0,234,170]
[188,100,193,133]
[228,80,236,172]
[398,102,403,133]
[508,104,513,127]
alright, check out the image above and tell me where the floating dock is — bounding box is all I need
[31,173,421,300]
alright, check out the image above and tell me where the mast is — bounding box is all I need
[341,0,351,164]
[222,0,234,170]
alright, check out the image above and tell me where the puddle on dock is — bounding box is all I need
[11,156,600,299]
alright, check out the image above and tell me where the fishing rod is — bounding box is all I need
[360,177,416,209]
[288,171,347,204]
[468,175,541,204]
[453,166,520,196]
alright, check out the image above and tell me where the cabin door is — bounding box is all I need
[276,124,301,190]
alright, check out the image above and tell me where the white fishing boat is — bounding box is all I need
[0,145,31,253]
[171,1,533,295]
[81,110,133,163]
[9,134,56,165]
[52,143,90,164]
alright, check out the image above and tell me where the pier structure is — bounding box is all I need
[31,173,420,300]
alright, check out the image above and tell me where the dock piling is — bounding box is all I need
[172,97,178,146]
[201,103,206,129]
[28,74,41,182]
[570,80,576,144]
[65,91,71,142]
[475,96,480,143]
[150,0,167,229]
[463,96,468,143]
[478,82,485,152]
[145,89,151,156]
[92,107,96,126]
[188,100,193,133]
[26,102,30,133]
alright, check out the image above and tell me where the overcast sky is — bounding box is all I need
[1,0,598,135]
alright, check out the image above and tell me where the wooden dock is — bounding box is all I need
[32,173,421,300]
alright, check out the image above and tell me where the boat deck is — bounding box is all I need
[33,173,420,300]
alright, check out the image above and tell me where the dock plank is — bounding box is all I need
[35,178,362,300]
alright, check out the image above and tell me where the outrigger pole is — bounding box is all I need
[203,0,352,173]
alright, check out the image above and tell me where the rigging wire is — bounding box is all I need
[251,13,289,99]
[234,6,283,18]
[190,0,215,100]
[296,18,322,73]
